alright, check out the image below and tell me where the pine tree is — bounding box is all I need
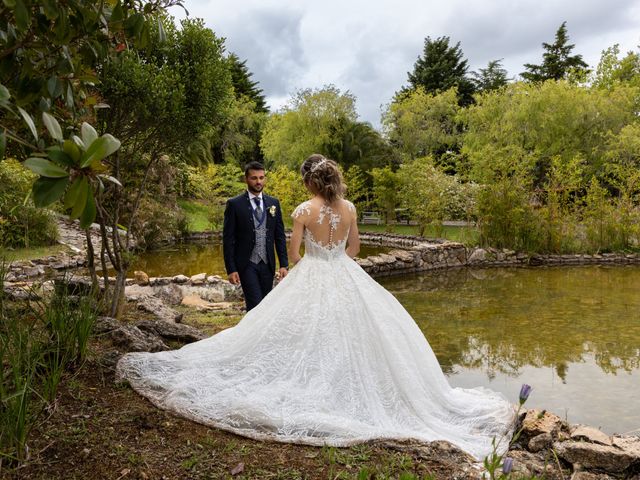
[227,53,268,113]
[521,22,590,82]
[471,59,510,92]
[406,36,476,105]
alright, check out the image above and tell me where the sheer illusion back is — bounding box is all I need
[292,199,355,256]
[116,197,516,460]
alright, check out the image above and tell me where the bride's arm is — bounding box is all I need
[345,206,360,258]
[288,217,304,264]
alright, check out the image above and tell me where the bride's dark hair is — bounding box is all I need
[300,154,346,203]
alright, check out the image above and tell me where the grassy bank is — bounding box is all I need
[0,244,71,262]
[177,198,480,245]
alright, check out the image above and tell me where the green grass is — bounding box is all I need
[358,223,480,245]
[0,243,71,262]
[177,199,217,232]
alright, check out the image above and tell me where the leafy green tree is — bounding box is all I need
[343,164,372,213]
[227,53,268,113]
[471,59,510,92]
[397,157,462,236]
[323,119,394,172]
[405,36,475,106]
[383,87,461,166]
[521,22,589,82]
[370,166,400,224]
[593,44,640,89]
[0,0,177,222]
[95,16,234,316]
[265,165,309,219]
[260,86,358,168]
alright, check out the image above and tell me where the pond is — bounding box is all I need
[378,265,640,435]
[122,240,390,278]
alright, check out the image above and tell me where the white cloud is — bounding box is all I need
[170,0,640,128]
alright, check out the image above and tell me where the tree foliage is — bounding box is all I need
[227,53,268,113]
[471,59,510,92]
[383,87,461,164]
[405,36,475,106]
[521,22,589,82]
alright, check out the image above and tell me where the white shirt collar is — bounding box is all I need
[248,191,263,200]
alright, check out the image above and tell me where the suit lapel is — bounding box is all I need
[264,196,274,231]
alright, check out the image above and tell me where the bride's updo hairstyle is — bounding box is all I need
[300,154,346,203]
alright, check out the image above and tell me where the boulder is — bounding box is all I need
[554,440,636,473]
[134,270,149,285]
[570,425,612,446]
[528,432,553,452]
[522,409,564,437]
[155,283,183,305]
[136,319,205,343]
[136,295,183,323]
[106,324,168,352]
[190,273,207,285]
[172,274,189,284]
[467,248,487,263]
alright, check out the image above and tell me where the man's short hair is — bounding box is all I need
[244,161,265,176]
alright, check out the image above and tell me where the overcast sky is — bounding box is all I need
[169,0,640,128]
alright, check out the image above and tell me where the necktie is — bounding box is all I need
[253,197,263,217]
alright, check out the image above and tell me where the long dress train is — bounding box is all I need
[116,205,515,460]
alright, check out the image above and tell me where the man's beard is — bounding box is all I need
[248,185,263,194]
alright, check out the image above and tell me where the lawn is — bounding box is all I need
[178,198,217,232]
[0,243,71,262]
[358,223,479,245]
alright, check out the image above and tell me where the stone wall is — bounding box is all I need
[355,234,640,278]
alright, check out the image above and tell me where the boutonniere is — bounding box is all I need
[269,205,277,217]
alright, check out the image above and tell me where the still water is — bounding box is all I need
[378,266,640,435]
[125,241,389,278]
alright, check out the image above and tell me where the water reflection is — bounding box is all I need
[379,266,640,433]
[121,240,389,278]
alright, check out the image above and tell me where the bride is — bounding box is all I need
[116,154,515,460]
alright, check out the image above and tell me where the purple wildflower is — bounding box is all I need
[502,457,513,474]
[519,384,532,405]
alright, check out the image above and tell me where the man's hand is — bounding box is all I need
[228,272,240,285]
[277,267,288,280]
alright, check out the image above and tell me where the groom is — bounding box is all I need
[223,161,289,311]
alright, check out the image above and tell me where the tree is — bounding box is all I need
[593,44,640,90]
[94,16,234,316]
[521,22,589,82]
[260,86,358,168]
[227,53,268,113]
[323,119,394,172]
[405,36,475,106]
[370,166,400,224]
[0,1,179,223]
[471,59,510,92]
[383,87,461,164]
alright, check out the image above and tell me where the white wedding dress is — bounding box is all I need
[116,199,515,460]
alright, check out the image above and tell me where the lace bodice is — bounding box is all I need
[292,200,355,259]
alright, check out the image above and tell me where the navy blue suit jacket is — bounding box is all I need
[222,192,288,275]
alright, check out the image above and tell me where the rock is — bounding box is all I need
[149,277,171,286]
[388,249,415,263]
[136,295,183,323]
[180,285,226,303]
[612,435,640,459]
[529,254,544,266]
[570,425,613,446]
[106,324,168,352]
[93,316,121,334]
[570,472,614,480]
[528,432,553,452]
[190,273,207,285]
[467,248,487,263]
[181,294,217,310]
[136,320,205,343]
[522,409,564,437]
[134,270,149,285]
[98,350,124,369]
[124,284,155,301]
[155,283,183,305]
[206,275,223,284]
[355,258,373,268]
[172,274,189,284]
[554,440,636,473]
[505,450,555,477]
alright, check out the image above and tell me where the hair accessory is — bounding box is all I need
[310,158,327,173]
